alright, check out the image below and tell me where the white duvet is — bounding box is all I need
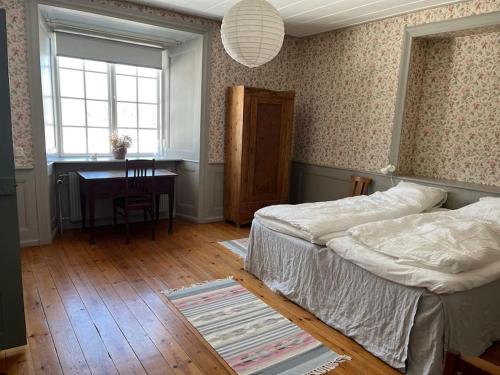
[255,181,447,245]
[328,197,500,293]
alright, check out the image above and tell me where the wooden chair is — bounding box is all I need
[350,176,372,196]
[113,159,156,243]
[444,351,500,375]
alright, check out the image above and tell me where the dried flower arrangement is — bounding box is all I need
[110,131,133,159]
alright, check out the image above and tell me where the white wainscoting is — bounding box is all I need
[175,161,200,221]
[15,169,39,247]
[201,163,224,222]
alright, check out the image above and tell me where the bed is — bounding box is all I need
[255,181,447,245]
[245,206,500,374]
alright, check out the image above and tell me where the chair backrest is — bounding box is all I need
[125,159,156,198]
[350,176,372,197]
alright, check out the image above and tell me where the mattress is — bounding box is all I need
[245,218,500,375]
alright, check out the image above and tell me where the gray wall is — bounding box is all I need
[200,162,224,222]
[174,160,200,221]
[198,161,500,226]
[290,162,500,209]
[15,169,40,247]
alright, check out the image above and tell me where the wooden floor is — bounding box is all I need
[0,220,497,375]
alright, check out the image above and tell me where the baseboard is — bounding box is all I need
[197,215,224,223]
[61,212,176,230]
[20,239,40,248]
[174,213,200,223]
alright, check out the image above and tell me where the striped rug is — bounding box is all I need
[163,277,350,375]
[218,237,249,259]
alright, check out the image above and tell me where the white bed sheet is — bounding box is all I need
[257,206,451,245]
[328,236,500,294]
[255,182,447,245]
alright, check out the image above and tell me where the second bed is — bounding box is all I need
[245,218,500,375]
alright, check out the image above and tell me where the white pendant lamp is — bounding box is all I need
[221,0,285,68]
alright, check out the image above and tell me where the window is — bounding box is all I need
[56,56,161,155]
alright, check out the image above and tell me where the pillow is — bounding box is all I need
[456,197,500,225]
[388,181,448,209]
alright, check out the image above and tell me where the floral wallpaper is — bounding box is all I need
[0,0,33,168]
[399,31,500,187]
[2,0,500,188]
[207,34,301,161]
[292,0,500,176]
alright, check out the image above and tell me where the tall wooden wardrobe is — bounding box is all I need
[224,86,295,226]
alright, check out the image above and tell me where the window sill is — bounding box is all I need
[48,156,183,165]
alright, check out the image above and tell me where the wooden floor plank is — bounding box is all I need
[86,242,204,375]
[0,346,35,375]
[38,244,119,375]
[27,251,91,375]
[2,219,498,375]
[57,239,148,375]
[63,239,171,375]
[20,250,64,375]
[103,238,232,375]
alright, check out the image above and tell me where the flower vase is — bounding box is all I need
[112,148,127,160]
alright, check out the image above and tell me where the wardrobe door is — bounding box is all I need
[241,93,292,216]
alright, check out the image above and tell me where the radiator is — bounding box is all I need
[68,172,81,222]
[159,194,170,212]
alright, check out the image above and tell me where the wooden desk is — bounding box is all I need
[77,169,177,244]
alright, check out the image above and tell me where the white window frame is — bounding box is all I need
[54,57,162,157]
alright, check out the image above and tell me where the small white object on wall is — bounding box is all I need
[380,164,396,175]
[220,0,284,68]
[381,164,396,187]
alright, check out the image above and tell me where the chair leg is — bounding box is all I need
[150,209,155,241]
[113,201,117,227]
[144,209,147,223]
[125,210,130,244]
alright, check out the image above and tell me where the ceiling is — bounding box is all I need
[131,0,464,37]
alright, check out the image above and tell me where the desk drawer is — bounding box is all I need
[155,176,175,193]
[90,180,125,198]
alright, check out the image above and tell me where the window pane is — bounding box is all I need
[138,104,157,129]
[59,69,84,98]
[85,60,107,72]
[137,67,158,78]
[138,129,157,153]
[138,77,157,103]
[85,72,108,100]
[117,128,137,153]
[61,98,85,126]
[115,64,136,75]
[86,100,109,127]
[88,128,110,153]
[58,56,83,69]
[117,102,137,128]
[62,127,86,153]
[116,75,137,101]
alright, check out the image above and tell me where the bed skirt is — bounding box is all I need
[245,219,500,375]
